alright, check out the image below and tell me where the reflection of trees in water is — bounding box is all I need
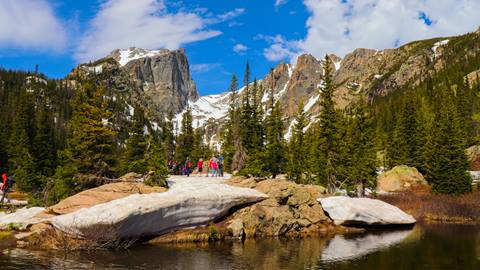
[2,225,480,269]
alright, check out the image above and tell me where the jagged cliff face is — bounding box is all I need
[111,48,199,114]
[188,29,480,144]
[71,47,199,118]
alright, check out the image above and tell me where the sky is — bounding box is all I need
[1,0,480,96]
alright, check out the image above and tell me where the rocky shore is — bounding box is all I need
[0,174,416,250]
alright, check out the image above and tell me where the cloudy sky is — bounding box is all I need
[1,0,479,95]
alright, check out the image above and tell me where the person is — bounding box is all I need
[204,159,210,177]
[0,172,11,204]
[185,158,192,177]
[197,159,204,176]
[218,155,224,177]
[209,156,217,177]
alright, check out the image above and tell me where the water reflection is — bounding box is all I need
[1,224,479,270]
[321,227,418,262]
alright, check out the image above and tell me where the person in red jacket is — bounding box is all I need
[1,172,7,191]
[197,159,204,176]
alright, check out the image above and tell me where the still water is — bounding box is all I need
[1,224,479,269]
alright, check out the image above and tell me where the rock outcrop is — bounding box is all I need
[377,165,428,193]
[225,177,333,238]
[49,181,267,240]
[0,207,45,230]
[467,145,480,170]
[112,47,199,114]
[49,182,167,215]
[318,196,416,226]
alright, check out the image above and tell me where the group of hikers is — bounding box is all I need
[168,155,224,177]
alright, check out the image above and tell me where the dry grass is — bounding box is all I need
[27,224,137,251]
[378,186,480,223]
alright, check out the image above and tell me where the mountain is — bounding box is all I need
[183,28,480,143]
[63,28,480,148]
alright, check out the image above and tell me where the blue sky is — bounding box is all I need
[1,0,479,95]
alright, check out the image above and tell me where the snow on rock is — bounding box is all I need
[318,196,416,226]
[374,74,383,79]
[50,176,268,239]
[0,207,45,230]
[432,39,450,57]
[118,47,168,66]
[334,60,342,71]
[304,94,320,112]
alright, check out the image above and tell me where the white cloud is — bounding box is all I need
[191,63,220,73]
[262,0,480,63]
[299,0,480,59]
[0,0,66,51]
[257,35,300,62]
[75,0,223,62]
[275,0,288,8]
[233,43,248,54]
[216,8,245,22]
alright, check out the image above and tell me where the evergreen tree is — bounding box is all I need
[314,55,340,192]
[163,111,176,161]
[264,100,285,178]
[343,97,377,196]
[8,90,36,191]
[424,88,472,195]
[175,108,194,163]
[120,107,148,174]
[222,75,238,172]
[144,136,169,187]
[51,83,117,201]
[32,101,56,178]
[287,102,308,182]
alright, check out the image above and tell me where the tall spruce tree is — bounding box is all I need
[175,108,194,164]
[343,97,377,196]
[163,111,176,161]
[264,100,285,178]
[8,90,37,191]
[51,83,116,202]
[424,88,472,195]
[120,107,148,174]
[222,75,239,172]
[287,102,308,182]
[314,55,340,192]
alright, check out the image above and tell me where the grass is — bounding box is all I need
[378,186,480,223]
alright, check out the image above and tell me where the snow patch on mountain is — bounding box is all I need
[117,48,168,66]
[432,39,449,58]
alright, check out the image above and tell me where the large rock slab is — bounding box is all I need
[318,196,416,226]
[377,165,427,193]
[49,182,167,215]
[0,207,45,230]
[49,182,267,239]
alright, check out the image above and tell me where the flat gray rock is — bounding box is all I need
[318,196,415,226]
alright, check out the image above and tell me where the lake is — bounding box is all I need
[1,224,479,269]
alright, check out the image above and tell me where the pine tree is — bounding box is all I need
[222,75,238,172]
[386,92,424,171]
[51,83,117,201]
[287,102,308,182]
[8,90,37,191]
[144,136,169,187]
[314,55,340,192]
[343,97,377,196]
[424,88,472,195]
[163,111,176,161]
[32,101,56,178]
[264,100,285,178]
[175,108,194,164]
[120,107,148,174]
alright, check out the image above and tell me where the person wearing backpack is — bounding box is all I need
[185,158,192,177]
[0,172,11,204]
